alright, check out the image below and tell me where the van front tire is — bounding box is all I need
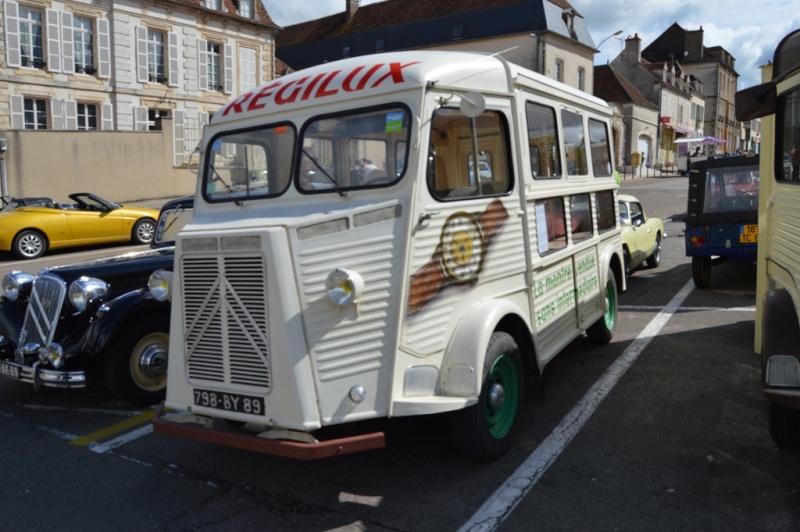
[449,332,523,461]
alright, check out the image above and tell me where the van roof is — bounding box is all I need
[213,50,610,124]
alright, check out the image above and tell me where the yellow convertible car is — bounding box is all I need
[0,193,160,259]
[619,193,665,276]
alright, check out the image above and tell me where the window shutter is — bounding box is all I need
[101,103,114,130]
[198,39,208,92]
[173,110,185,166]
[223,43,234,94]
[10,94,25,129]
[60,12,75,74]
[51,99,65,130]
[133,106,149,131]
[136,26,148,83]
[5,2,22,68]
[168,32,180,87]
[97,19,111,78]
[46,9,62,73]
[65,100,78,130]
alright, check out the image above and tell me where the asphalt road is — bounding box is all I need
[1,177,799,531]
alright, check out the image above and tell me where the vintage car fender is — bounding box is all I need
[85,289,171,355]
[440,298,531,397]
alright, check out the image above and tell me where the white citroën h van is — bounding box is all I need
[151,50,626,461]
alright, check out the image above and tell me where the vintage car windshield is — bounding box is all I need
[203,123,296,202]
[155,203,193,245]
[298,105,410,193]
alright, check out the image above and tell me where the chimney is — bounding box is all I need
[347,0,359,19]
[624,33,642,63]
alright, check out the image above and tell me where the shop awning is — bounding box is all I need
[674,136,728,144]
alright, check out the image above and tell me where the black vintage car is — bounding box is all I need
[0,196,193,406]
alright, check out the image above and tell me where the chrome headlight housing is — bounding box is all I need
[69,277,109,312]
[2,271,36,301]
[325,268,364,306]
[148,270,173,302]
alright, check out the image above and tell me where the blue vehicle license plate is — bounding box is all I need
[193,388,264,415]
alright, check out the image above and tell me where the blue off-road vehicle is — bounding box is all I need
[685,155,759,288]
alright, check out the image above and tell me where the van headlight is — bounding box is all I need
[2,271,36,301]
[325,268,364,306]
[148,270,173,302]
[69,277,109,312]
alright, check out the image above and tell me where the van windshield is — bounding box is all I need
[204,123,296,202]
[298,106,411,193]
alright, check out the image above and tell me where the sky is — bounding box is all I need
[260,0,799,90]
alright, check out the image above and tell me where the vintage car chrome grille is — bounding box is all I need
[19,273,67,350]
[181,254,271,390]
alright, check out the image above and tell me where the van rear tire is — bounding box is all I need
[586,269,618,345]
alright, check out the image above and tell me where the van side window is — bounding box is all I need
[779,88,800,181]
[526,102,562,179]
[535,197,568,254]
[570,193,592,241]
[595,190,616,233]
[588,118,612,177]
[428,108,512,200]
[562,110,588,176]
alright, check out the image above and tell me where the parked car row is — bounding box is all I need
[0,196,192,406]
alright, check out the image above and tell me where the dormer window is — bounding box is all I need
[238,0,253,18]
[203,0,221,10]
[453,24,464,39]
[561,9,576,39]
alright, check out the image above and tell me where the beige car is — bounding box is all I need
[619,193,665,276]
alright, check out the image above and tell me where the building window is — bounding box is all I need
[24,98,48,129]
[376,38,385,52]
[74,16,95,74]
[203,0,221,9]
[578,67,585,91]
[147,29,166,83]
[555,59,564,83]
[207,42,222,91]
[453,24,464,39]
[238,0,253,18]
[19,7,44,69]
[77,103,97,130]
[342,45,351,57]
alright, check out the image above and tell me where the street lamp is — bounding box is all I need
[596,30,623,50]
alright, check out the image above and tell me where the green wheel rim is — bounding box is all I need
[484,354,520,439]
[603,278,617,330]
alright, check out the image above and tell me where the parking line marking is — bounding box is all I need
[620,305,755,312]
[89,424,154,454]
[68,409,155,447]
[459,279,695,532]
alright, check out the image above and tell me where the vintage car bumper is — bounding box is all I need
[152,402,385,460]
[0,359,86,389]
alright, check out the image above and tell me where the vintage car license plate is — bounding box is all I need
[0,361,21,379]
[193,388,264,415]
[739,224,758,243]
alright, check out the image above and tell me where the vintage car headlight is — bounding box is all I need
[2,271,36,302]
[148,270,173,302]
[38,343,65,368]
[69,277,109,312]
[325,268,364,306]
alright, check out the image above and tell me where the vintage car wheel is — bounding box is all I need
[586,269,618,344]
[103,315,169,406]
[768,401,800,446]
[132,218,156,244]
[12,229,47,259]
[692,256,712,289]
[646,233,662,268]
[449,332,523,461]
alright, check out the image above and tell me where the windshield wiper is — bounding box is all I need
[302,152,346,197]
[207,163,242,206]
